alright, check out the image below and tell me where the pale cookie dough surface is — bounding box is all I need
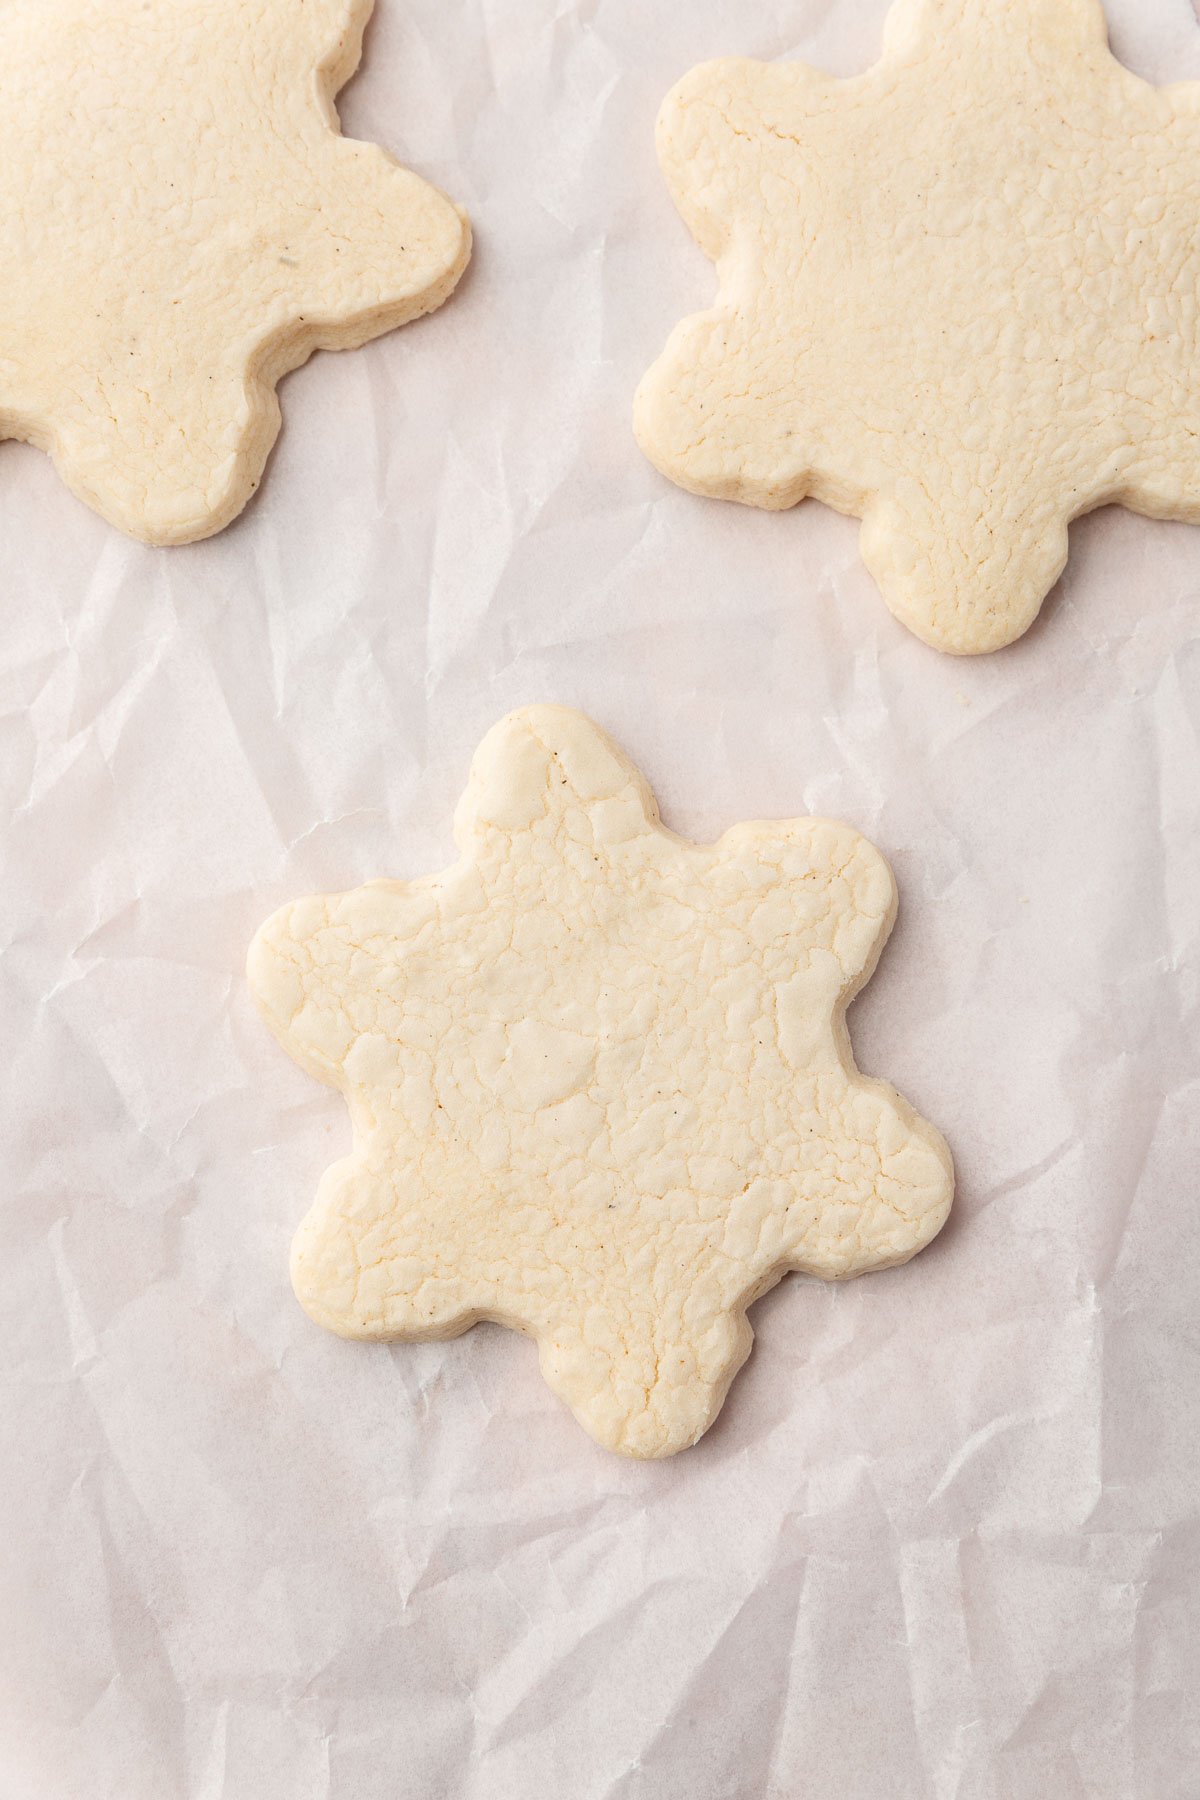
[635,0,1200,654]
[249,706,953,1458]
[0,0,470,544]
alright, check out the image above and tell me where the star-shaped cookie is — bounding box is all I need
[249,707,953,1458]
[635,0,1200,654]
[0,0,469,543]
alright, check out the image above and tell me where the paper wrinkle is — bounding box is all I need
[2,0,1199,1794]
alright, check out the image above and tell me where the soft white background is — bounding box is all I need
[3,0,1199,1794]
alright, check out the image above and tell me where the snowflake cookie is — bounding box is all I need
[635,0,1200,654]
[0,0,469,543]
[249,707,953,1458]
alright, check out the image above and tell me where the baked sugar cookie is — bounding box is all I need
[249,707,952,1458]
[0,0,469,543]
[636,0,1200,653]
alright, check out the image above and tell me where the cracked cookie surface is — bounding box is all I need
[0,0,469,543]
[249,707,953,1457]
[636,0,1200,653]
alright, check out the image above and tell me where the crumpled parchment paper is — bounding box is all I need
[2,1,1198,1794]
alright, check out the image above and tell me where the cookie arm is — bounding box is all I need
[40,354,291,546]
[860,478,1071,654]
[56,153,468,546]
[655,58,833,259]
[713,822,953,1279]
[249,0,373,105]
[289,1156,496,1341]
[881,0,1110,64]
[635,307,844,513]
[452,705,660,852]
[247,895,355,1089]
[273,147,471,356]
[537,1293,750,1460]
[780,1074,955,1279]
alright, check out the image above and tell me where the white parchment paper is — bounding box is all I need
[3,1,1199,1794]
